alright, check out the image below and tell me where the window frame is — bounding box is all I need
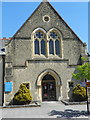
[47,29,61,57]
[32,28,62,58]
[33,29,47,57]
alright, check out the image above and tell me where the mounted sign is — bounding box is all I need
[5,82,12,92]
[80,82,86,87]
[86,82,90,87]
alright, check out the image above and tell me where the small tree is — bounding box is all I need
[13,84,32,105]
[72,84,86,102]
[72,58,90,101]
[72,62,90,81]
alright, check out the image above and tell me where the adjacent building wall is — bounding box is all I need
[0,55,3,106]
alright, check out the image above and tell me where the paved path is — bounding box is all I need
[1,101,90,119]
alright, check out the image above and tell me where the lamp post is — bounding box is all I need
[85,79,89,114]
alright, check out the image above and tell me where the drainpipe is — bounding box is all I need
[2,55,5,106]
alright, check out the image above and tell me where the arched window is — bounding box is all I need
[33,28,61,57]
[34,30,46,55]
[48,30,61,56]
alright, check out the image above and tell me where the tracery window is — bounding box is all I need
[33,28,61,57]
[34,30,46,55]
[49,31,60,55]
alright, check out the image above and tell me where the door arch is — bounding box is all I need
[42,74,56,101]
[36,69,62,101]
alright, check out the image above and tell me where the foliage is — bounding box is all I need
[81,57,89,62]
[72,84,86,102]
[72,62,90,81]
[13,84,32,105]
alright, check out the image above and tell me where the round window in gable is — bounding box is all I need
[43,15,50,22]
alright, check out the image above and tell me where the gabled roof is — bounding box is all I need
[11,1,84,45]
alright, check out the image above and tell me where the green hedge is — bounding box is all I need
[72,84,86,102]
[13,84,32,105]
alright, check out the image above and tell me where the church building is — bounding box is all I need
[3,1,87,105]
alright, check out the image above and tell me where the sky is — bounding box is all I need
[1,2,88,52]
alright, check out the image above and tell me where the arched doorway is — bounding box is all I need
[37,69,62,101]
[42,74,56,101]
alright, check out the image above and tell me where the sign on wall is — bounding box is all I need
[5,82,12,92]
[86,82,90,87]
[80,82,86,87]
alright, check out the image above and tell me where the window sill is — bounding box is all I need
[32,54,62,59]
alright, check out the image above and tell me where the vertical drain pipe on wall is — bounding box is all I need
[2,55,5,106]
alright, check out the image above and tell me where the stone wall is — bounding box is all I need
[5,60,78,103]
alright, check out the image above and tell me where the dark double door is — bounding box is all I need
[42,79,56,101]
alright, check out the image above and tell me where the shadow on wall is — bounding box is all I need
[68,65,83,101]
[68,88,73,101]
[48,109,88,118]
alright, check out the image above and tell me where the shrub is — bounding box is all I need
[72,84,86,102]
[13,84,32,105]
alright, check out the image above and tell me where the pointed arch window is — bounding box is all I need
[33,28,61,57]
[34,30,46,55]
[48,30,61,56]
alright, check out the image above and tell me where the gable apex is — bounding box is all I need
[11,1,84,45]
[42,0,48,2]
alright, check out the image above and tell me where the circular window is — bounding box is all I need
[43,15,50,22]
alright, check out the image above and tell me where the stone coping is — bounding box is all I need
[61,99,90,105]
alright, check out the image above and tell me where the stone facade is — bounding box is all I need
[4,1,87,105]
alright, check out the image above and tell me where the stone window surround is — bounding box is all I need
[43,15,50,22]
[34,30,46,55]
[31,28,63,58]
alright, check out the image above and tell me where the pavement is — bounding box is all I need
[1,101,90,119]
